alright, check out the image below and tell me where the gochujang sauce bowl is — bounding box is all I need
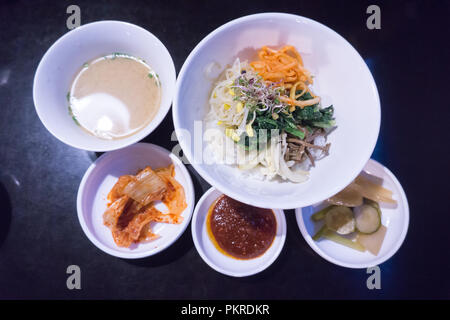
[191,187,287,277]
[33,20,176,151]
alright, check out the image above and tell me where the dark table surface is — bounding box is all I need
[0,0,449,299]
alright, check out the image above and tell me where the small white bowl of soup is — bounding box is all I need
[33,21,176,151]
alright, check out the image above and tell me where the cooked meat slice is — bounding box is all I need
[287,138,330,151]
[305,148,315,167]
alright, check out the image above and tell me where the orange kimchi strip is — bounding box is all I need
[155,164,187,215]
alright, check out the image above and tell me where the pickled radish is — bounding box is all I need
[326,184,363,207]
[357,225,387,255]
[326,172,397,207]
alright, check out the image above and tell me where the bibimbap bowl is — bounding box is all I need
[173,13,380,209]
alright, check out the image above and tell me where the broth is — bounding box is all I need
[69,54,161,140]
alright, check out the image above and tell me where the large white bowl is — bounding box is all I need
[173,13,380,209]
[33,21,176,152]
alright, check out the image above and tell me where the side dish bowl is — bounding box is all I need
[192,187,286,277]
[33,20,176,151]
[77,143,195,259]
[173,13,380,209]
[296,159,409,268]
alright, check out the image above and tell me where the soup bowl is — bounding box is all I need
[33,20,176,151]
[173,13,380,209]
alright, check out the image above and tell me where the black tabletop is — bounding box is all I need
[0,0,449,300]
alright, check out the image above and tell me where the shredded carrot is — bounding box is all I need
[250,45,318,109]
[250,45,313,88]
[280,95,320,107]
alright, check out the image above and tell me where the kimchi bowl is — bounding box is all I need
[76,143,195,258]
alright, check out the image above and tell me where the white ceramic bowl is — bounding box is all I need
[77,143,195,259]
[173,13,380,209]
[296,159,409,268]
[191,187,286,277]
[33,21,176,151]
